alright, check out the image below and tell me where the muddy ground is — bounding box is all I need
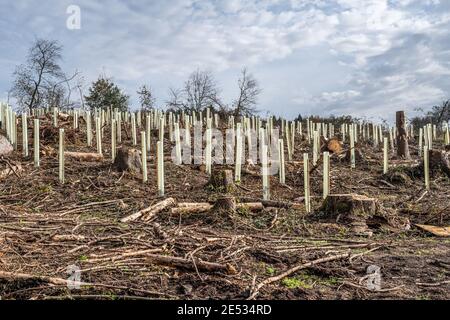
[0,116,449,300]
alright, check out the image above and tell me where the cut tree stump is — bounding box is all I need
[424,149,450,178]
[207,169,235,192]
[320,193,410,234]
[344,148,365,163]
[319,194,378,236]
[396,111,411,159]
[321,137,343,154]
[113,147,142,173]
[0,134,13,156]
[321,194,378,220]
[213,195,237,212]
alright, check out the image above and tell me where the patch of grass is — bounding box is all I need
[281,277,313,289]
[266,266,276,276]
[281,272,342,290]
[236,205,251,217]
[37,184,53,194]
[79,255,88,262]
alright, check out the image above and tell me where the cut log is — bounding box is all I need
[52,234,86,242]
[65,151,104,162]
[145,254,237,274]
[240,197,302,209]
[396,111,411,159]
[323,137,343,154]
[207,169,235,192]
[120,198,176,223]
[171,201,263,215]
[113,147,142,173]
[0,134,13,156]
[171,203,212,215]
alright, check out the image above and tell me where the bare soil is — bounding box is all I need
[0,116,449,300]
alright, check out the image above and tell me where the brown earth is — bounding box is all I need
[0,116,448,300]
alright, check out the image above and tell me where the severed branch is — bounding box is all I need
[145,254,237,275]
[64,152,104,162]
[248,253,350,300]
[120,197,176,222]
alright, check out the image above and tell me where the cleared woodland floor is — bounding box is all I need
[0,121,449,300]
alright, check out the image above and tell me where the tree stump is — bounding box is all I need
[321,137,343,154]
[211,195,237,224]
[421,149,450,178]
[0,134,13,156]
[319,194,378,236]
[113,147,142,173]
[320,193,410,234]
[213,195,237,212]
[321,194,378,220]
[207,169,235,193]
[344,148,365,163]
[396,111,411,159]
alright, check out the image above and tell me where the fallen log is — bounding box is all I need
[64,151,104,162]
[52,234,86,242]
[0,270,83,286]
[145,254,237,274]
[171,202,264,215]
[239,197,302,209]
[120,198,176,223]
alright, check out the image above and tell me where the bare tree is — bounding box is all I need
[184,69,221,112]
[11,39,65,111]
[166,87,186,111]
[233,68,261,117]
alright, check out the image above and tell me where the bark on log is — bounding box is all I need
[113,147,142,173]
[171,202,263,215]
[145,254,237,274]
[65,151,104,162]
[120,198,176,223]
[213,195,236,212]
[207,169,235,192]
[396,111,411,159]
[0,270,83,286]
[322,137,343,154]
[51,234,86,242]
[0,134,13,156]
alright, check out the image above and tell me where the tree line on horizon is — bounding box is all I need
[9,39,260,118]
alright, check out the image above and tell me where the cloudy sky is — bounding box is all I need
[1,0,449,122]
